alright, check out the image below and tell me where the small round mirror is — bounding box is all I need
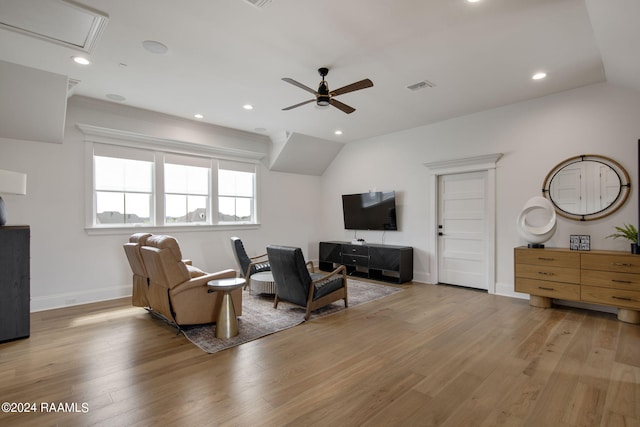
[542,155,630,221]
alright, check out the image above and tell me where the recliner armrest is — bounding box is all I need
[171,269,237,296]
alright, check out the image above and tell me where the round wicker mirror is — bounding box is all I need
[542,154,630,221]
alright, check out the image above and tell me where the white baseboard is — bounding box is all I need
[31,284,131,312]
[494,281,525,299]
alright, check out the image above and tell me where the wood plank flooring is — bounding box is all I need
[0,282,638,426]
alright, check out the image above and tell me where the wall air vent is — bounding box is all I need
[407,80,436,91]
[243,0,272,8]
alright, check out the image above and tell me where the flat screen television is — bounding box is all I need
[342,191,398,230]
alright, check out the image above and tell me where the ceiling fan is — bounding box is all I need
[281,67,373,114]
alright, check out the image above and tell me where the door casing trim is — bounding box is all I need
[424,153,503,293]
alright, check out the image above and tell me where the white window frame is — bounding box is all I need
[79,124,263,235]
[218,160,258,225]
[163,153,213,225]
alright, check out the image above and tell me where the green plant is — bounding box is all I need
[606,224,639,244]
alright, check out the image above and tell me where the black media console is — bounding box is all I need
[319,241,413,284]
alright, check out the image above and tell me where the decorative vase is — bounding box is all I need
[631,243,639,254]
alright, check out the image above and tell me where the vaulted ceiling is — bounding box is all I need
[1,0,639,171]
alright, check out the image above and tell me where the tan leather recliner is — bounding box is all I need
[140,235,241,325]
[123,232,153,307]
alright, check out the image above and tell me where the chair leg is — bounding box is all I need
[304,307,311,321]
[273,295,279,309]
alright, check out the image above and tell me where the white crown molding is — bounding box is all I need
[424,153,503,175]
[76,123,265,162]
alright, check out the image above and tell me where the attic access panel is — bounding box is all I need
[0,0,108,53]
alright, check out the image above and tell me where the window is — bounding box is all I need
[218,161,256,223]
[88,141,258,229]
[164,154,211,224]
[94,145,154,225]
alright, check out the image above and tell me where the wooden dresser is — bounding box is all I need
[514,247,640,324]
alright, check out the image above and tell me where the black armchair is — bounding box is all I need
[230,237,271,281]
[267,245,348,320]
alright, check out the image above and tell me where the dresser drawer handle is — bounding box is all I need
[611,279,633,284]
[612,262,634,267]
[537,272,554,276]
[538,286,555,291]
[612,296,633,302]
[537,257,555,261]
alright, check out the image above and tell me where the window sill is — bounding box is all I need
[85,223,260,236]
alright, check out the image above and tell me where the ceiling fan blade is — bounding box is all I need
[330,98,356,114]
[330,78,373,97]
[282,78,317,95]
[282,99,315,111]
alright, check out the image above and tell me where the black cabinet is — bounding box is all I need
[0,226,30,342]
[319,241,413,284]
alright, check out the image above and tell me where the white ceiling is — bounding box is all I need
[0,0,639,145]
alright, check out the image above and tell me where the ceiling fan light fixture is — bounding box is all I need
[282,67,372,114]
[317,96,330,107]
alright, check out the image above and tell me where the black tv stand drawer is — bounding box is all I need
[319,241,413,284]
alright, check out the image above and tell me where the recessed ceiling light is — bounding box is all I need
[72,56,90,65]
[467,0,482,3]
[334,130,343,135]
[194,114,204,119]
[142,40,168,54]
[106,94,126,102]
[243,104,254,110]
[532,72,547,80]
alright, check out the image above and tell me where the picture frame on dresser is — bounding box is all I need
[569,235,590,251]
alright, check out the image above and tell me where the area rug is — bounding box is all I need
[181,279,404,354]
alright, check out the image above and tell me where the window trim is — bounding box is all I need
[79,124,264,234]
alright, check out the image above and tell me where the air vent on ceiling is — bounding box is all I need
[0,0,108,53]
[243,0,272,8]
[407,80,436,91]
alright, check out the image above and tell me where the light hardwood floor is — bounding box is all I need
[0,282,639,427]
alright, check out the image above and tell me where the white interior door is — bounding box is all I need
[437,171,488,290]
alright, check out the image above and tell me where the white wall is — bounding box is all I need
[320,82,640,296]
[0,96,321,311]
[3,82,640,312]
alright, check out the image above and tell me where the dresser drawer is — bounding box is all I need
[581,270,640,291]
[515,264,580,284]
[515,248,579,268]
[581,253,640,274]
[515,278,580,300]
[581,285,640,310]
